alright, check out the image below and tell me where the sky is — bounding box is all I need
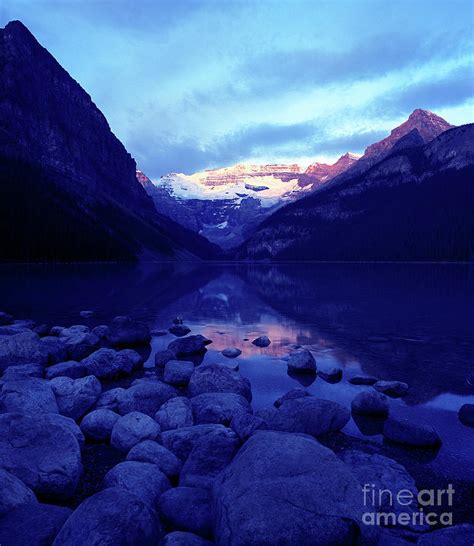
[1,0,473,177]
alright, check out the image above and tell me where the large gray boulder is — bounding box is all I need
[0,468,37,517]
[40,336,68,365]
[383,419,441,448]
[51,375,101,420]
[168,335,212,356]
[41,413,85,448]
[80,409,120,441]
[213,431,362,545]
[154,396,194,431]
[0,413,82,499]
[230,412,267,441]
[94,386,125,411]
[267,397,350,436]
[191,392,252,425]
[1,363,44,381]
[0,331,48,371]
[351,391,390,417]
[52,487,161,545]
[81,348,137,379]
[104,461,170,509]
[45,360,87,380]
[107,316,151,346]
[164,360,194,386]
[59,326,100,360]
[111,411,161,453]
[287,349,317,374]
[188,364,252,402]
[116,381,177,416]
[127,440,182,478]
[0,378,59,414]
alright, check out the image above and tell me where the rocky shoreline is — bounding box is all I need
[0,310,473,545]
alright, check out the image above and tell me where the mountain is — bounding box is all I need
[305,152,359,181]
[0,20,216,262]
[140,158,356,250]
[237,122,474,261]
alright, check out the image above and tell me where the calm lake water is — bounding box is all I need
[1,262,474,497]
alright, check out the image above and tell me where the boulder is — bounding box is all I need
[0,503,72,546]
[111,411,161,453]
[0,413,82,499]
[351,391,390,418]
[49,326,65,337]
[213,431,362,545]
[168,335,212,356]
[51,375,101,420]
[188,364,252,402]
[127,440,182,478]
[104,461,170,508]
[155,349,176,368]
[1,363,43,381]
[230,412,267,441]
[80,409,120,441]
[267,397,350,436]
[40,336,68,364]
[191,392,252,425]
[222,347,241,359]
[162,532,213,546]
[458,404,474,427]
[349,375,379,385]
[161,424,238,461]
[164,359,194,386]
[0,331,48,371]
[154,396,194,431]
[169,324,191,337]
[81,348,135,379]
[417,525,474,546]
[319,367,343,383]
[91,324,109,340]
[41,413,85,448]
[251,335,271,347]
[0,469,37,517]
[59,326,100,360]
[33,324,50,337]
[116,381,177,416]
[373,380,409,398]
[159,487,213,538]
[273,387,310,408]
[287,349,316,374]
[383,418,441,448]
[79,310,94,318]
[0,378,58,414]
[116,348,144,371]
[107,316,151,346]
[52,487,161,545]
[94,387,125,411]
[45,360,87,380]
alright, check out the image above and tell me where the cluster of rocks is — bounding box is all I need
[0,311,472,545]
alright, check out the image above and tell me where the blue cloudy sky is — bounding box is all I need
[1,0,473,177]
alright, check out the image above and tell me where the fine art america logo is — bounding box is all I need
[362,483,455,527]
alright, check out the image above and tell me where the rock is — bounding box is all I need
[179,433,238,489]
[107,316,151,346]
[169,324,191,337]
[268,397,350,436]
[161,424,238,461]
[383,418,441,448]
[51,375,101,420]
[214,431,362,545]
[92,324,109,340]
[45,360,87,380]
[40,336,68,364]
[373,380,409,398]
[52,487,161,545]
[0,412,82,499]
[251,335,271,347]
[273,387,310,408]
[79,310,94,318]
[0,311,13,325]
[0,469,37,517]
[80,409,120,441]
[81,348,135,379]
[41,413,85,448]
[111,411,161,452]
[351,391,390,417]
[117,348,144,371]
[49,326,65,337]
[95,387,125,411]
[0,503,72,546]
[222,347,241,359]
[172,317,184,325]
[287,349,316,374]
[159,487,213,538]
[0,378,58,414]
[116,381,177,416]
[151,329,168,337]
[319,367,343,383]
[417,524,474,546]
[164,359,194,386]
[230,412,267,441]
[59,326,100,360]
[2,363,43,381]
[349,375,379,385]
[155,349,176,367]
[168,335,212,356]
[191,392,252,425]
[162,531,213,546]
[104,461,170,508]
[0,331,48,371]
[154,397,194,431]
[126,440,182,478]
[33,323,50,337]
[188,364,252,402]
[458,404,474,427]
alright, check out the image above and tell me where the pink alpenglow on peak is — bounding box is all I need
[305,152,360,181]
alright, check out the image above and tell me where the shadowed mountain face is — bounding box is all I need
[238,124,474,261]
[0,21,217,262]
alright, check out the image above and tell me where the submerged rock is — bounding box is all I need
[373,380,409,398]
[0,378,58,414]
[107,316,151,346]
[0,468,37,517]
[168,335,212,356]
[80,409,120,441]
[116,381,177,416]
[51,375,101,420]
[458,404,474,427]
[164,360,194,386]
[383,418,441,448]
[351,391,390,418]
[127,440,182,478]
[222,347,241,359]
[188,363,252,401]
[111,411,161,453]
[52,487,161,545]
[318,367,343,383]
[191,392,252,426]
[154,397,194,431]
[349,375,379,385]
[251,335,271,347]
[0,331,48,371]
[287,349,317,374]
